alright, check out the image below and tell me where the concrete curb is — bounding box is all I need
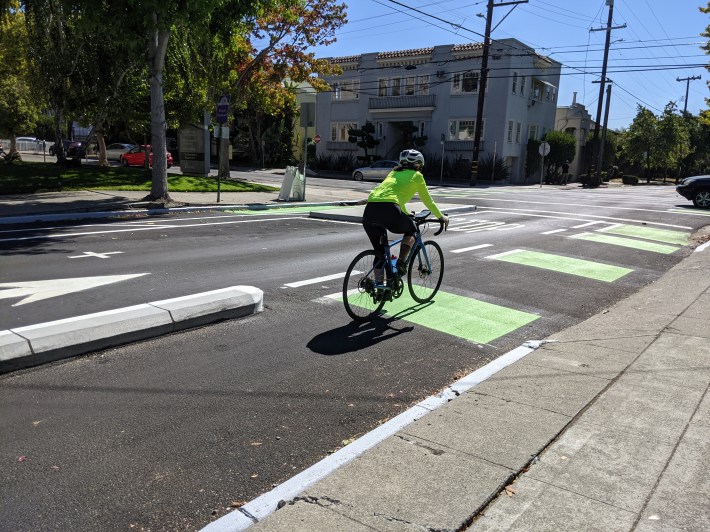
[0,286,263,373]
[0,200,366,226]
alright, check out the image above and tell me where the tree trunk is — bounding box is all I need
[147,18,170,202]
[96,130,108,167]
[54,109,67,163]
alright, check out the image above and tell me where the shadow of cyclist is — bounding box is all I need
[307,301,434,356]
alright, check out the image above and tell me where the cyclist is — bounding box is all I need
[362,149,449,287]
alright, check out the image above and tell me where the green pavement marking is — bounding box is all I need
[488,249,633,282]
[571,232,680,254]
[603,225,690,245]
[347,290,538,344]
[224,205,348,215]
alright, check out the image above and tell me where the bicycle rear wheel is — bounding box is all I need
[343,250,386,322]
[407,240,444,303]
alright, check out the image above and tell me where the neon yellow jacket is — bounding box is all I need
[367,168,443,219]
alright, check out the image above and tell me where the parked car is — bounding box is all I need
[66,141,86,159]
[120,145,174,168]
[676,175,710,208]
[48,140,73,156]
[105,142,135,161]
[352,160,399,181]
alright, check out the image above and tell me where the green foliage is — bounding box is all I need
[311,153,356,171]
[0,4,41,143]
[541,130,576,173]
[478,153,511,182]
[348,121,380,163]
[525,139,542,177]
[0,162,278,194]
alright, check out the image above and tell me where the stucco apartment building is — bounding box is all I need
[555,92,594,179]
[315,38,561,183]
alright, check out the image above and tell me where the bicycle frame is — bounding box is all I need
[368,218,433,284]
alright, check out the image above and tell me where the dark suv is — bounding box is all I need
[676,175,710,208]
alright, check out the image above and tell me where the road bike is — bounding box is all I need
[342,209,446,322]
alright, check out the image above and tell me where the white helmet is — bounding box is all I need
[399,149,425,168]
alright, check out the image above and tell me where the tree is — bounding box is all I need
[541,130,576,177]
[222,0,346,168]
[622,105,658,182]
[348,121,379,164]
[655,102,691,183]
[700,2,710,124]
[0,2,40,154]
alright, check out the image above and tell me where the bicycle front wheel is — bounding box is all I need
[407,240,444,303]
[343,250,386,322]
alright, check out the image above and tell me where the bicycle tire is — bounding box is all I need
[407,240,444,303]
[343,250,386,322]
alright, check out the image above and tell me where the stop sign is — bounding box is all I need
[314,134,321,143]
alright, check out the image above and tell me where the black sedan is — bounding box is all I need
[676,175,710,208]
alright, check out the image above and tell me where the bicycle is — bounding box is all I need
[342,209,446,322]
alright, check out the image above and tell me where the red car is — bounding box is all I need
[120,145,173,168]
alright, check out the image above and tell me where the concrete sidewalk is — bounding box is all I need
[215,236,709,532]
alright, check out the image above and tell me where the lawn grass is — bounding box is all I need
[0,161,278,194]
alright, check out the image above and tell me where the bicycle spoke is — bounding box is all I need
[407,240,444,303]
[343,250,386,322]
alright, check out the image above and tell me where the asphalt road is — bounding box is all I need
[1,183,708,530]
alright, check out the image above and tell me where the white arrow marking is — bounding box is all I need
[0,273,149,306]
[68,251,124,259]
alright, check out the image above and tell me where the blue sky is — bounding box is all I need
[309,0,709,130]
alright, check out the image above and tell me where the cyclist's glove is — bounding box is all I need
[439,215,450,230]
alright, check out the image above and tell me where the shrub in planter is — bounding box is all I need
[622,174,639,185]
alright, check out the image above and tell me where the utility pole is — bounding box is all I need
[470,0,528,186]
[676,75,701,115]
[589,0,626,188]
[597,81,612,179]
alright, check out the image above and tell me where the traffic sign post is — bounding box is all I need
[216,94,230,124]
[539,141,551,188]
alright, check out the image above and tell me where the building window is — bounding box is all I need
[391,77,401,96]
[378,78,388,97]
[333,79,359,101]
[516,122,522,143]
[405,76,415,96]
[452,71,479,94]
[528,124,538,141]
[418,75,429,95]
[507,120,514,143]
[419,121,426,138]
[331,122,356,142]
[377,122,385,138]
[448,119,484,140]
[520,76,526,97]
[512,72,518,94]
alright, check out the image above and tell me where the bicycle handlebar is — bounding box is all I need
[411,209,447,236]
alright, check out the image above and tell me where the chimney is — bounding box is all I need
[572,92,577,106]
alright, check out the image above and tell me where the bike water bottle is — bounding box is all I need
[390,254,397,272]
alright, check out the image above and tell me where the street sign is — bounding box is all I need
[216,94,230,124]
[538,142,551,157]
[314,134,321,144]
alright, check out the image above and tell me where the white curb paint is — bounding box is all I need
[201,340,541,531]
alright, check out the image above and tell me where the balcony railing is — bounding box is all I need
[369,94,436,110]
[444,140,484,151]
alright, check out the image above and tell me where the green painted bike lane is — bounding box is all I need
[342,290,539,345]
